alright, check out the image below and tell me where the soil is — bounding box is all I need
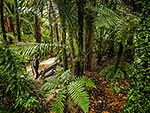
[83,54,129,113]
[84,71,127,113]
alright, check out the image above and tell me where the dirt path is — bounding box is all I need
[26,57,57,75]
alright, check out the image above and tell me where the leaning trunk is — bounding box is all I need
[14,0,21,42]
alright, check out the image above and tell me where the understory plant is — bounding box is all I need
[41,69,96,113]
[0,43,43,113]
[124,1,150,112]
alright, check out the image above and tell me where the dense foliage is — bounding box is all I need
[0,44,42,112]
[1,0,150,112]
[124,1,150,112]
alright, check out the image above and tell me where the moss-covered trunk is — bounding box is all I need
[58,1,68,71]
[75,0,84,76]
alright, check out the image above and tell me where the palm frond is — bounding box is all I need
[18,42,63,57]
[86,5,123,28]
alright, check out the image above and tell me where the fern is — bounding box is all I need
[51,100,65,113]
[40,70,94,113]
[76,76,96,89]
[100,62,131,79]
[100,64,115,78]
[68,81,89,113]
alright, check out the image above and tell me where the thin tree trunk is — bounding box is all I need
[84,0,96,70]
[61,21,68,71]
[114,41,124,73]
[58,1,68,71]
[5,18,14,44]
[108,29,116,58]
[14,0,21,42]
[69,29,75,61]
[48,0,53,53]
[34,14,41,43]
[54,23,60,53]
[55,23,59,42]
[0,0,7,42]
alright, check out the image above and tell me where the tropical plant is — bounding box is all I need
[41,70,96,113]
[0,43,44,112]
[124,0,150,112]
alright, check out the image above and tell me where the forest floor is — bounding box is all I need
[27,55,129,113]
[83,54,129,113]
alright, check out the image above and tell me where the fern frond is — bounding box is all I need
[40,76,60,98]
[51,100,65,113]
[51,89,66,113]
[76,76,96,89]
[67,81,89,113]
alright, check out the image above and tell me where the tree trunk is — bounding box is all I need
[0,0,7,42]
[58,1,68,71]
[54,23,58,41]
[5,18,15,44]
[48,0,53,53]
[69,29,76,61]
[75,0,84,76]
[61,21,68,71]
[14,0,21,42]
[55,23,60,54]
[108,29,116,58]
[34,14,41,43]
[85,18,94,70]
[114,41,124,73]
